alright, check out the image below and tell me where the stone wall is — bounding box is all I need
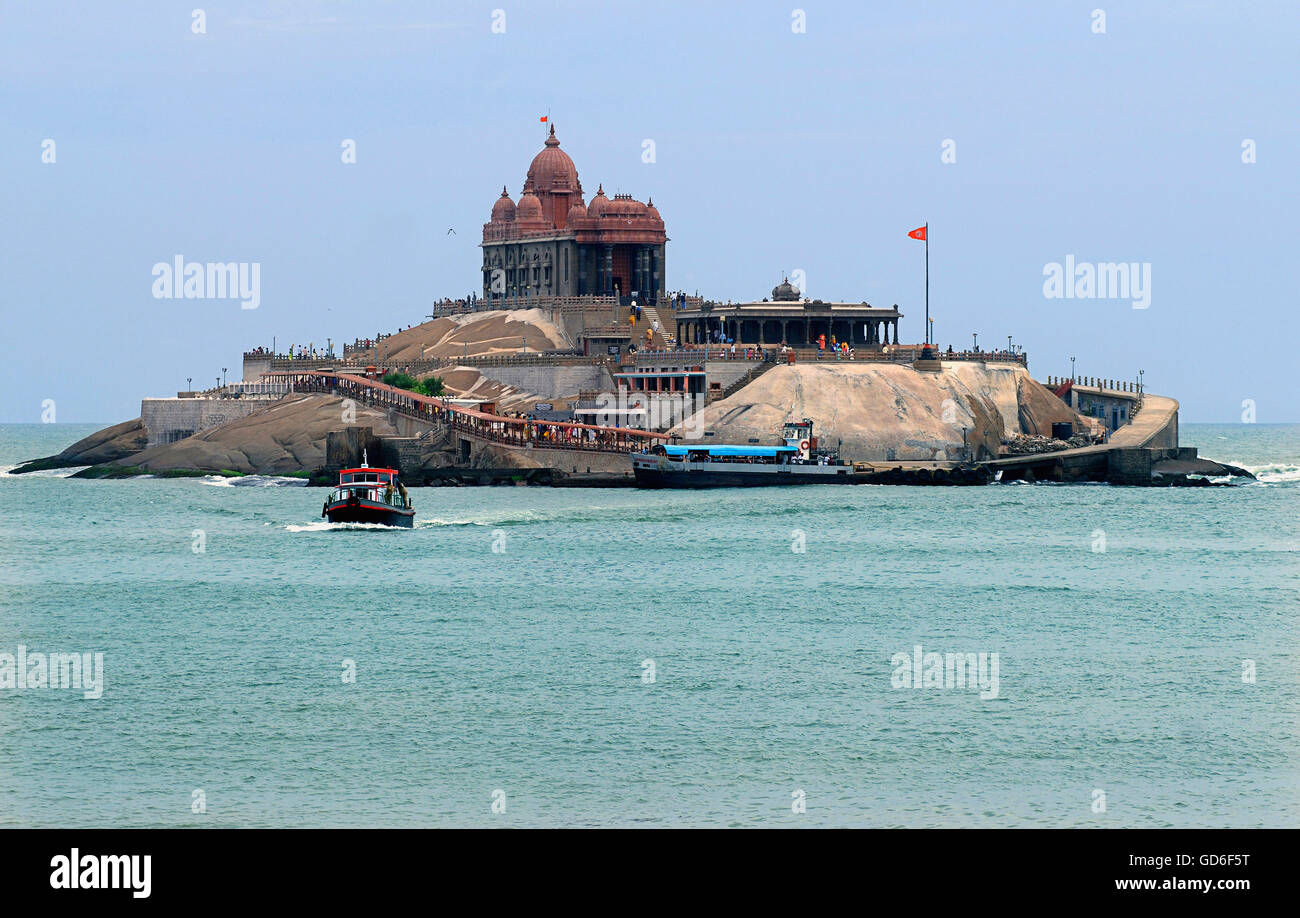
[378,437,426,476]
[140,397,269,447]
[242,355,272,382]
[471,363,612,398]
[325,427,385,471]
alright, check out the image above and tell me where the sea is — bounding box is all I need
[1,422,1297,827]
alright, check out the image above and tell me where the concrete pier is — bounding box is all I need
[983,394,1241,484]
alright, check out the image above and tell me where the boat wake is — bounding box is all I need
[286,520,408,532]
[417,509,550,527]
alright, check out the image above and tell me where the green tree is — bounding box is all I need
[381,371,419,390]
[415,376,446,397]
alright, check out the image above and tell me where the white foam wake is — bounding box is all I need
[200,474,309,488]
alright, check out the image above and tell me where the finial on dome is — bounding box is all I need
[596,183,604,194]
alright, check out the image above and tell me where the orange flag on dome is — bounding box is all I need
[908,226,926,241]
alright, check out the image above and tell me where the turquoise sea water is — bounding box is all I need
[1,423,1297,827]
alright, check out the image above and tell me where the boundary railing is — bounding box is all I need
[262,370,666,454]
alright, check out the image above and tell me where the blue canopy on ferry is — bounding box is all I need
[663,444,797,457]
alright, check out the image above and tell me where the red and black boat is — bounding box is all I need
[321,453,415,528]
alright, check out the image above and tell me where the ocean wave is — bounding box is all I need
[0,464,90,479]
[1245,463,1300,484]
[201,474,309,488]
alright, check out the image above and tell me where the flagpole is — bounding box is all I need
[924,222,929,345]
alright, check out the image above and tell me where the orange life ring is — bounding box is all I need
[799,440,810,451]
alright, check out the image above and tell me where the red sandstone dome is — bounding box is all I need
[601,193,647,217]
[524,124,581,195]
[481,131,666,254]
[490,186,516,222]
[516,191,543,222]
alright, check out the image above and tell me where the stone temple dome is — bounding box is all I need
[772,278,801,301]
[602,193,647,217]
[524,124,581,194]
[490,186,516,222]
[516,191,543,222]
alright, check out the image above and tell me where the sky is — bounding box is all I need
[1,0,1296,423]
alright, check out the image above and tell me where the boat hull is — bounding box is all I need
[323,498,415,528]
[633,464,859,488]
[632,459,993,488]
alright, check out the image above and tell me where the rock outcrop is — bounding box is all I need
[370,309,570,362]
[11,417,148,473]
[673,361,1084,462]
[91,394,400,475]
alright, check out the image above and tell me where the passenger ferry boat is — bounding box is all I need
[632,420,861,488]
[321,452,415,527]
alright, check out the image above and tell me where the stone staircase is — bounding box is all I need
[638,303,674,348]
[711,359,779,403]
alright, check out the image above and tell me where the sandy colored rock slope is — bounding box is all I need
[674,361,1083,462]
[13,417,149,472]
[119,394,400,474]
[368,309,570,362]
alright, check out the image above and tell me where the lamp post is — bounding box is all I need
[1070,356,1076,381]
[222,367,227,387]
[972,332,978,353]
[928,317,935,347]
[1007,335,1013,355]
[186,377,192,393]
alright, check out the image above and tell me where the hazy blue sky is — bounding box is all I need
[1,1,1295,422]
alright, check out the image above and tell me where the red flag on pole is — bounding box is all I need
[908,226,926,241]
[539,115,548,123]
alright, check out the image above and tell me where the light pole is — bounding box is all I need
[186,377,192,392]
[1070,356,1076,381]
[972,332,978,353]
[928,317,935,347]
[222,367,227,387]
[1007,335,1013,354]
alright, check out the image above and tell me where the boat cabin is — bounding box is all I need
[651,444,799,464]
[338,467,398,486]
[331,466,406,507]
[782,419,816,460]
